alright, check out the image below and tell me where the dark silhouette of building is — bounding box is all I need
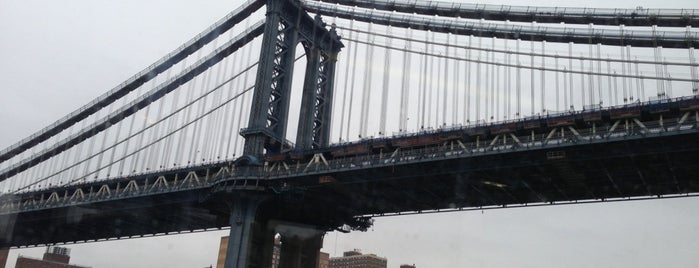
[329,250,387,268]
[218,235,282,268]
[15,246,90,268]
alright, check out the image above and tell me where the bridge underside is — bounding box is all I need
[1,131,698,247]
[0,181,363,248]
[286,132,699,216]
[0,190,227,247]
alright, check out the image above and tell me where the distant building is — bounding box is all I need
[271,235,281,268]
[217,235,282,268]
[318,251,330,268]
[400,265,416,268]
[0,248,8,268]
[15,246,90,268]
[329,250,387,268]
[217,236,229,268]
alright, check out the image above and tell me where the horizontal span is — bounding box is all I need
[0,0,264,165]
[303,0,699,48]
[0,21,266,182]
[307,0,699,27]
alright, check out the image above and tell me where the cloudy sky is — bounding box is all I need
[1,0,699,267]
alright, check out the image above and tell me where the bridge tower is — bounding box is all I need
[241,0,342,158]
[224,0,342,267]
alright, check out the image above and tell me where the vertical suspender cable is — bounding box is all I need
[216,48,236,160]
[516,39,521,117]
[620,25,627,103]
[484,38,490,121]
[216,29,238,159]
[541,40,546,113]
[555,55,560,111]
[658,47,666,97]
[588,44,594,106]
[568,42,573,109]
[580,54,586,107]
[504,38,510,119]
[588,24,595,106]
[436,53,442,126]
[613,71,619,103]
[133,80,156,172]
[607,56,613,105]
[664,57,672,97]
[226,52,244,157]
[530,37,535,116]
[359,23,375,138]
[490,37,495,120]
[192,55,215,163]
[399,28,411,132]
[495,60,500,120]
[427,31,435,127]
[636,57,645,101]
[563,66,568,110]
[626,46,633,101]
[452,34,459,125]
[691,45,699,93]
[465,35,472,123]
[233,39,255,155]
[228,50,247,157]
[436,53,443,126]
[379,26,392,135]
[163,66,185,166]
[346,20,360,139]
[338,21,354,141]
[206,46,227,161]
[177,50,203,166]
[81,114,99,180]
[597,44,603,105]
[420,32,428,129]
[476,36,482,122]
[94,95,117,178]
[149,68,171,168]
[443,33,450,126]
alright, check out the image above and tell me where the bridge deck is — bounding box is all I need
[1,96,699,247]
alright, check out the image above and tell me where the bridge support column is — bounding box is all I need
[224,195,275,268]
[275,222,325,268]
[295,28,341,150]
[241,0,343,156]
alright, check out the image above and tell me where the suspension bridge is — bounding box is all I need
[1,0,699,267]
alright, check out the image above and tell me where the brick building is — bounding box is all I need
[317,251,330,268]
[329,250,387,268]
[15,246,90,268]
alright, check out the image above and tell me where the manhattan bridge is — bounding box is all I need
[1,0,699,267]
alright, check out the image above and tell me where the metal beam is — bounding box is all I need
[305,0,699,27]
[303,0,699,48]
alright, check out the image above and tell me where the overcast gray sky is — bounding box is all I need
[1,0,699,267]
